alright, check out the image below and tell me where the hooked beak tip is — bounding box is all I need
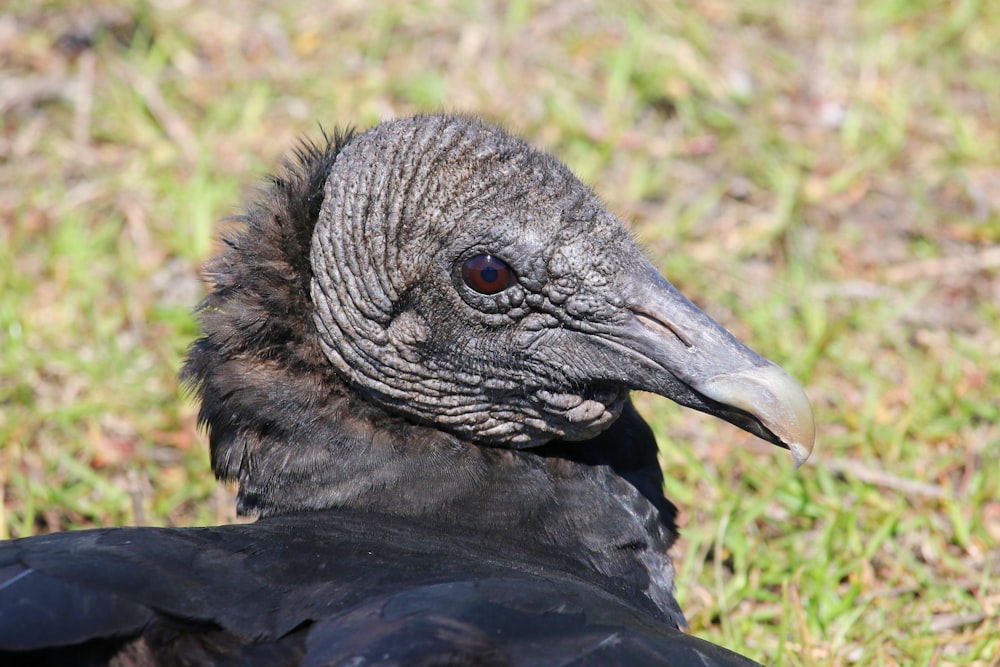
[789,441,812,470]
[699,365,816,467]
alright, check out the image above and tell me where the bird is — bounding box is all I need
[0,114,814,666]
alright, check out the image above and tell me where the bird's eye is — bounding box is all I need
[461,255,512,294]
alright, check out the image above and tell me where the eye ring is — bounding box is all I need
[461,254,513,294]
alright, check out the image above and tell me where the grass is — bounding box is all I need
[1,1,998,664]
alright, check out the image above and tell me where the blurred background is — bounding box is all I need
[1,1,997,664]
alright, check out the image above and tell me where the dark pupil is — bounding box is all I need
[462,255,511,294]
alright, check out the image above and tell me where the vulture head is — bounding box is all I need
[184,113,813,522]
[310,116,813,454]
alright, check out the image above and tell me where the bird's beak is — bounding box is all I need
[613,264,815,467]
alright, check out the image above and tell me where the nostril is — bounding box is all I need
[632,309,693,348]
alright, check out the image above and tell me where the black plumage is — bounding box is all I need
[0,115,814,666]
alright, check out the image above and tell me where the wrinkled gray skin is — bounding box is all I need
[312,117,635,444]
[311,115,813,452]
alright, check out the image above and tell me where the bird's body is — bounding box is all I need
[0,115,814,666]
[1,509,761,666]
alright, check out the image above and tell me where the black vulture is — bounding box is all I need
[0,115,814,666]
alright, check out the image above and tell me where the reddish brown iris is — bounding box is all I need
[461,255,512,294]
